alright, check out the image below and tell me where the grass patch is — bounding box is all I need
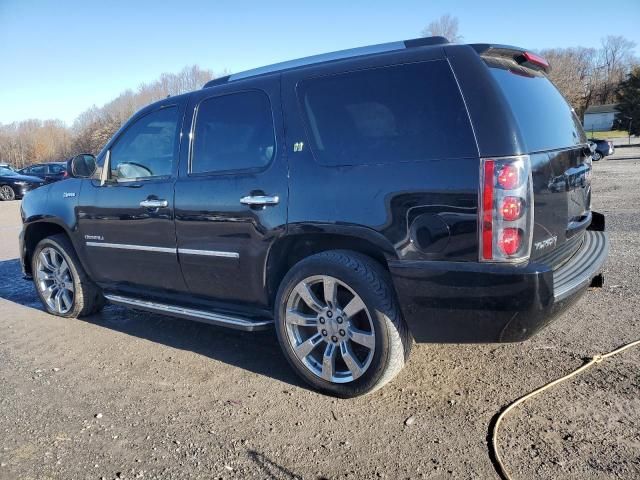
[585,130,629,139]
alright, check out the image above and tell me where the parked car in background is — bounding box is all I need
[18,162,68,183]
[0,166,45,200]
[588,138,615,161]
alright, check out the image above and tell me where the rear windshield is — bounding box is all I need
[489,65,586,152]
[298,60,477,166]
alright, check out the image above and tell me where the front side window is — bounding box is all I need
[298,60,477,166]
[50,164,66,174]
[31,165,46,175]
[110,106,179,181]
[191,91,275,174]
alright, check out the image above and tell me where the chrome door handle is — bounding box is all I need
[140,199,168,208]
[240,195,280,206]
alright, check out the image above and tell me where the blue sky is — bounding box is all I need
[1,0,639,125]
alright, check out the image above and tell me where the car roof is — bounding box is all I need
[203,36,450,88]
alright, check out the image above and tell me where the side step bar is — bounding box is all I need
[104,294,274,332]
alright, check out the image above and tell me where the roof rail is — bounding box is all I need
[202,36,449,89]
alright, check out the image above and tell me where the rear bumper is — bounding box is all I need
[389,229,609,343]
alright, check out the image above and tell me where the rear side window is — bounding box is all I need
[298,60,477,166]
[489,66,586,152]
[191,91,275,174]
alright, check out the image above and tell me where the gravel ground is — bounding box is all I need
[0,159,639,480]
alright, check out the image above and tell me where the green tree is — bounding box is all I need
[614,67,640,135]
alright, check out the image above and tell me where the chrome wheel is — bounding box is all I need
[1,185,15,201]
[35,247,74,314]
[285,275,375,383]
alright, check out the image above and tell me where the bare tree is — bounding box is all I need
[421,14,462,42]
[595,36,638,104]
[0,65,218,166]
[540,47,598,115]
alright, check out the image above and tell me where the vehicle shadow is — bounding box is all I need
[0,258,305,389]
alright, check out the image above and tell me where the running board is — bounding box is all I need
[104,294,273,331]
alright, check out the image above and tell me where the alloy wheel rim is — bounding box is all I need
[285,275,375,383]
[1,186,13,200]
[35,247,74,314]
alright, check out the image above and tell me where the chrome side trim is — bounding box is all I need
[86,242,176,254]
[104,294,273,331]
[178,248,239,259]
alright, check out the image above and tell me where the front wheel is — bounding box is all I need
[592,151,602,161]
[32,234,105,318]
[275,250,412,397]
[0,185,16,201]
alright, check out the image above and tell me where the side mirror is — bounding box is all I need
[69,154,97,178]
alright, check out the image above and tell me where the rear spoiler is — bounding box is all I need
[470,44,551,73]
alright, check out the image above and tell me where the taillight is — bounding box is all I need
[498,228,522,255]
[479,156,533,263]
[501,196,523,221]
[497,164,521,190]
[521,51,550,72]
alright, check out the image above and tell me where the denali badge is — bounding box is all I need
[63,192,76,198]
[84,234,104,241]
[534,236,557,251]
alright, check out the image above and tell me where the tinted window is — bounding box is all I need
[191,91,275,174]
[30,165,46,175]
[489,66,586,152]
[49,164,66,174]
[298,61,476,166]
[110,106,179,181]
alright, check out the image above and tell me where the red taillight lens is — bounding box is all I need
[482,160,495,260]
[522,51,550,72]
[479,156,532,263]
[501,196,523,221]
[497,164,520,190]
[498,228,522,256]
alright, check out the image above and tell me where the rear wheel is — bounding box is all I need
[0,185,15,201]
[32,234,105,318]
[592,151,602,161]
[275,250,411,397]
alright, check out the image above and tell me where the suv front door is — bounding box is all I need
[77,99,188,294]
[174,75,288,308]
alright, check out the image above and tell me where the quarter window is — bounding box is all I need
[298,61,477,166]
[191,91,275,174]
[110,106,179,181]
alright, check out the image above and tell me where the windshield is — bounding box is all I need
[0,166,16,176]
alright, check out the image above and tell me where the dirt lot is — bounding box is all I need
[0,157,639,480]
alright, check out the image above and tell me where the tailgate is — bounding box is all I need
[530,147,592,264]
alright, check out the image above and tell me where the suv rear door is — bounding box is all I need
[77,99,188,293]
[174,74,288,308]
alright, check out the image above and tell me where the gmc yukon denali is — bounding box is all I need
[19,37,609,397]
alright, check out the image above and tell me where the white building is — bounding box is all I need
[583,104,619,132]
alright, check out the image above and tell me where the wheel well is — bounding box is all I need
[266,233,393,306]
[23,223,68,275]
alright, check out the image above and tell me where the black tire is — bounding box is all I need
[32,234,105,318]
[0,185,16,201]
[275,250,412,398]
[592,151,602,161]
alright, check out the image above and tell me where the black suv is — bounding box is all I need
[19,38,608,397]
